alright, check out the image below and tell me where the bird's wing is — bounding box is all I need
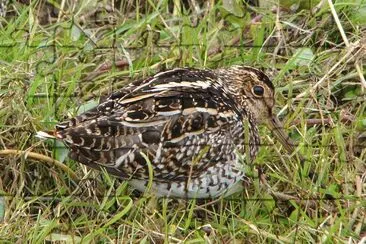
[56,68,245,181]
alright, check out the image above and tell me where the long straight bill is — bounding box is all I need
[267,116,296,154]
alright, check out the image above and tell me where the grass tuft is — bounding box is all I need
[0,0,365,242]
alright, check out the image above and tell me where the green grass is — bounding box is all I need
[0,0,365,242]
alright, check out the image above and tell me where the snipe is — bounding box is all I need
[38,66,296,198]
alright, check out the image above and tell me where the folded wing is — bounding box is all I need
[56,68,245,182]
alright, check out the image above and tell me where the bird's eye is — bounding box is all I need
[252,85,264,97]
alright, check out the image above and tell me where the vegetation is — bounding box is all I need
[0,0,365,242]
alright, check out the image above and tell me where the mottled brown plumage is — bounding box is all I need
[40,65,295,198]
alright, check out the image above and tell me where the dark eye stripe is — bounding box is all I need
[252,86,264,97]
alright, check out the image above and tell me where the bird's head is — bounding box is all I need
[216,65,296,153]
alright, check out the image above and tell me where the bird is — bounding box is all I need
[37,65,296,198]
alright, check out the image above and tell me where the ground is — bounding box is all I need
[0,0,365,243]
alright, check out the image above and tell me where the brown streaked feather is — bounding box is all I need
[56,68,247,182]
[36,65,295,198]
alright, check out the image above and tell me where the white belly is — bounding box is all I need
[128,162,245,198]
